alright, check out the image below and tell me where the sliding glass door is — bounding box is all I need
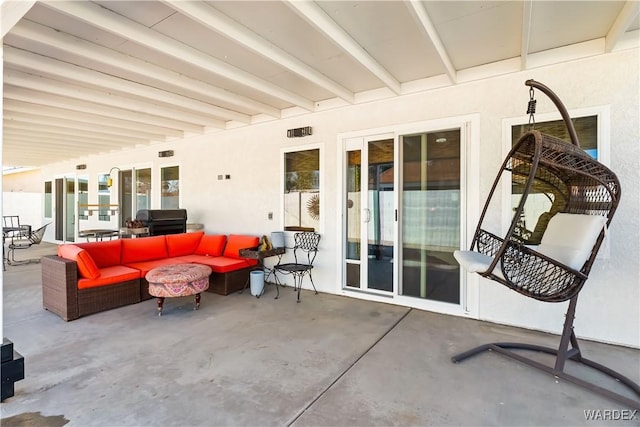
[343,126,462,307]
[400,130,461,304]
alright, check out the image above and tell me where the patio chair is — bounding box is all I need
[3,216,33,270]
[451,80,639,410]
[6,223,50,266]
[273,232,320,302]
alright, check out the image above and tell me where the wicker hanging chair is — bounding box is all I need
[452,80,639,410]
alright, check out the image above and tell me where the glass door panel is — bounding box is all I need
[400,130,460,304]
[136,168,151,211]
[78,176,88,221]
[367,139,394,292]
[120,170,133,227]
[65,177,75,242]
[345,150,362,288]
[343,137,395,293]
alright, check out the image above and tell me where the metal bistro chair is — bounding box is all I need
[273,232,321,302]
[6,223,50,266]
[3,216,32,270]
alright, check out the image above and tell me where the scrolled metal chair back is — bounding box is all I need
[293,232,320,265]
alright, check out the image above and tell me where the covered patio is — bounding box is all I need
[2,243,638,426]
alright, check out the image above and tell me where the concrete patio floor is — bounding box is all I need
[1,242,639,427]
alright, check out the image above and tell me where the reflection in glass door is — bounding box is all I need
[400,130,460,304]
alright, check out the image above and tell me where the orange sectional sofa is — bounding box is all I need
[41,232,259,321]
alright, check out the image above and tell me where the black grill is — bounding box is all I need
[135,209,187,236]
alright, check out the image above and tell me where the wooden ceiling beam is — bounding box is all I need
[43,1,315,111]
[406,0,457,83]
[9,19,281,118]
[4,99,184,138]
[4,111,168,141]
[4,86,204,134]
[4,69,225,129]
[4,46,246,124]
[605,0,640,52]
[167,0,355,104]
[286,0,401,95]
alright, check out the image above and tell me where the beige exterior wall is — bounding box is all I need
[15,48,639,347]
[3,168,42,193]
[2,169,43,228]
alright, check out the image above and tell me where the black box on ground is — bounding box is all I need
[1,338,25,401]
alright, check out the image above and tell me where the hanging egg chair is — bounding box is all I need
[452,80,639,410]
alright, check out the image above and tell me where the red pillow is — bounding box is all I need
[58,244,101,279]
[223,235,259,259]
[195,235,227,257]
[76,239,122,267]
[166,231,204,257]
[121,235,168,264]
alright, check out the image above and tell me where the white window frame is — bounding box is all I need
[280,143,324,236]
[159,164,181,210]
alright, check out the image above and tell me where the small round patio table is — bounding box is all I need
[146,263,211,316]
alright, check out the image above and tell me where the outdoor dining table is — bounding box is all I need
[78,229,119,242]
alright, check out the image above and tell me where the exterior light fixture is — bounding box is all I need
[107,167,121,187]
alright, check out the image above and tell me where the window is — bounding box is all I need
[78,176,89,220]
[98,174,110,221]
[510,114,601,243]
[284,148,320,231]
[136,168,151,211]
[512,116,598,158]
[44,181,52,218]
[161,166,179,209]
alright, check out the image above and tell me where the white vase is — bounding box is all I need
[250,270,265,297]
[271,231,285,248]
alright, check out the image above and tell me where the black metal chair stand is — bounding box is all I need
[452,295,640,410]
[6,223,50,266]
[273,232,320,302]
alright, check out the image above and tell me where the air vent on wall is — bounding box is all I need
[287,126,312,138]
[76,164,87,170]
[158,150,174,158]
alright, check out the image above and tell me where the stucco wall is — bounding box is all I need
[36,48,639,347]
[2,169,44,229]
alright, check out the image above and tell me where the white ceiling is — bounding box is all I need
[2,0,639,168]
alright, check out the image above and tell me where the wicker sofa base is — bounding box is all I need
[207,267,252,295]
[42,256,141,321]
[78,279,140,318]
[43,255,255,320]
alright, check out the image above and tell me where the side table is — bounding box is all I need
[239,247,285,298]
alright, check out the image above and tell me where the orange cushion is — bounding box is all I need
[76,239,122,267]
[195,234,227,257]
[166,231,204,257]
[58,244,101,279]
[123,258,187,277]
[121,235,168,264]
[223,235,259,259]
[77,265,141,289]
[188,255,257,273]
